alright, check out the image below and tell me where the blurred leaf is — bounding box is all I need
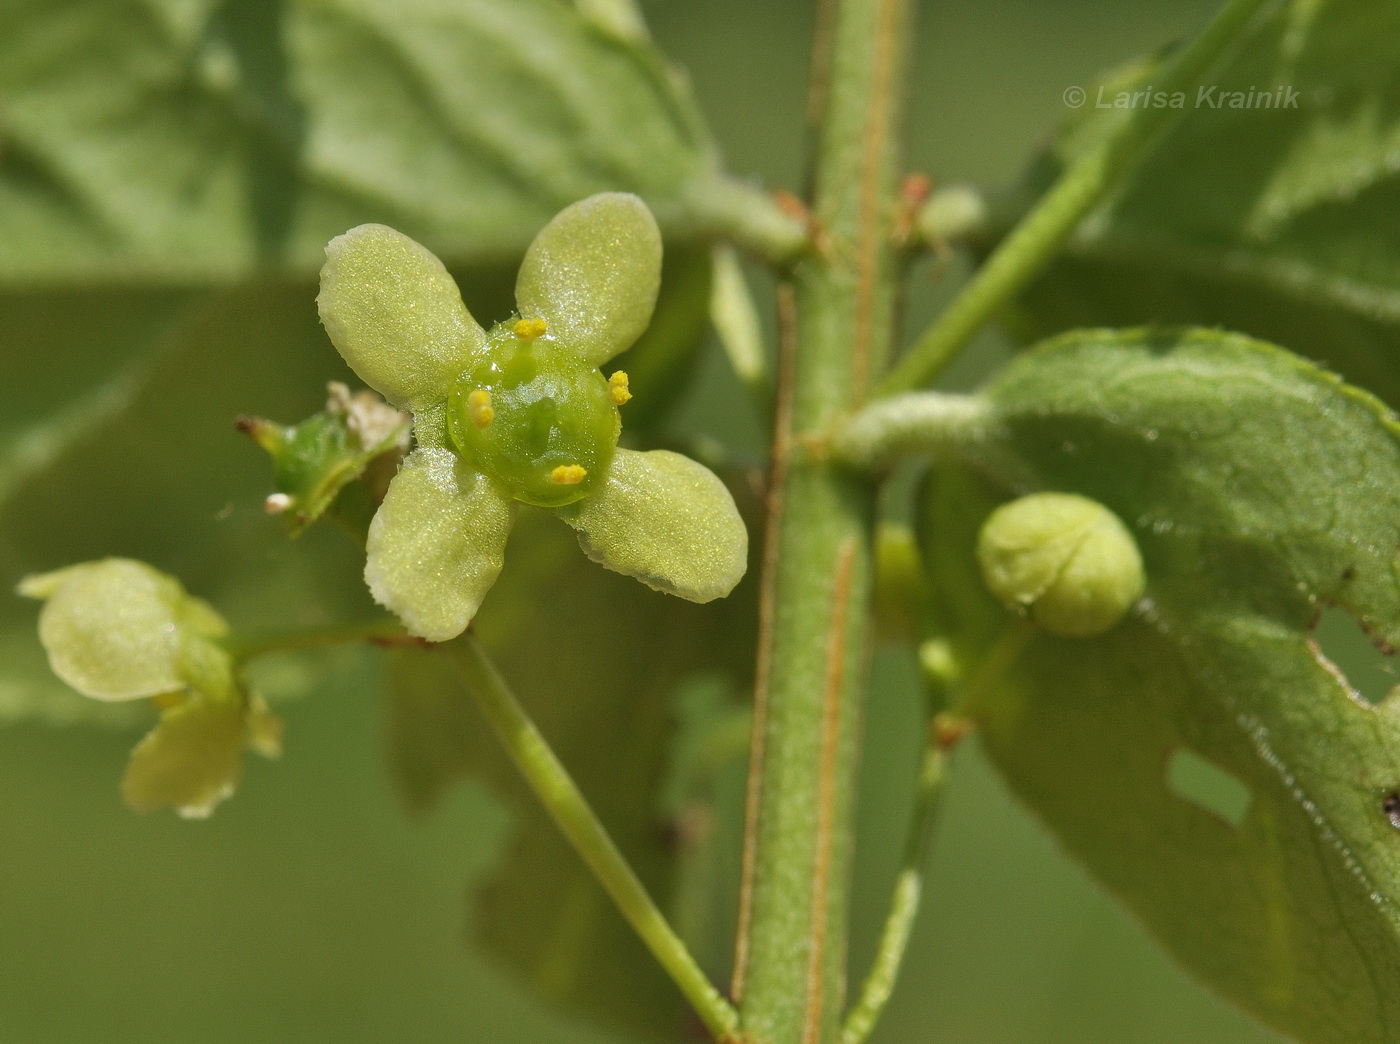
[0,284,378,725]
[385,645,491,815]
[919,328,1400,1044]
[385,503,756,1041]
[0,0,716,285]
[1003,0,1400,403]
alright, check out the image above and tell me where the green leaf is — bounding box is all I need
[919,328,1400,1044]
[0,284,379,726]
[1003,0,1400,403]
[385,506,756,1040]
[0,0,715,285]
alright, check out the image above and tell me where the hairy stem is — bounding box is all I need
[443,634,741,1042]
[831,391,999,469]
[733,0,913,1041]
[690,176,813,265]
[878,0,1275,394]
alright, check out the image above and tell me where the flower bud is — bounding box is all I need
[976,492,1144,638]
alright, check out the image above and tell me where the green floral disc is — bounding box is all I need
[447,319,620,507]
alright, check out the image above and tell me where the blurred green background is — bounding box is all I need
[0,0,1291,1041]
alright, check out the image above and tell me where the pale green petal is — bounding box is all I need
[559,449,747,602]
[121,695,247,818]
[515,193,662,367]
[21,559,190,701]
[364,448,516,641]
[318,224,487,410]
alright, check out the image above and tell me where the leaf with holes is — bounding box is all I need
[999,0,1400,405]
[919,328,1400,1044]
[0,0,715,285]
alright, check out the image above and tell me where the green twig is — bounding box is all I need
[840,624,1029,1043]
[878,0,1277,394]
[443,634,741,1043]
[734,0,914,1041]
[831,391,999,469]
[839,737,948,1044]
[226,618,417,661]
[688,176,811,265]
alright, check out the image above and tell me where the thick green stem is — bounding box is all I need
[733,0,912,1041]
[878,0,1276,395]
[443,635,740,1043]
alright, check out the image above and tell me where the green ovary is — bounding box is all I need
[447,324,619,507]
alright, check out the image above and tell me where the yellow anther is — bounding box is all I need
[514,317,548,340]
[608,370,632,405]
[550,464,588,485]
[152,691,187,710]
[467,388,495,429]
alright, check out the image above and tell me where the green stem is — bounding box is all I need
[878,0,1275,394]
[831,391,999,469]
[838,626,1027,1044]
[839,740,947,1044]
[689,176,812,265]
[226,618,415,661]
[733,0,913,1041]
[443,634,741,1043]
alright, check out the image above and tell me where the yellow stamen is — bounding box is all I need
[550,464,588,485]
[467,388,494,429]
[608,370,632,405]
[152,691,186,710]
[514,317,548,340]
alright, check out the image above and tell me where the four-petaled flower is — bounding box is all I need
[317,192,748,641]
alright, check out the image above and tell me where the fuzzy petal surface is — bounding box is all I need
[365,448,516,641]
[121,696,247,818]
[20,559,193,701]
[318,224,486,410]
[515,193,661,367]
[559,449,747,602]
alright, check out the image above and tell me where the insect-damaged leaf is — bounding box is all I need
[919,328,1400,1044]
